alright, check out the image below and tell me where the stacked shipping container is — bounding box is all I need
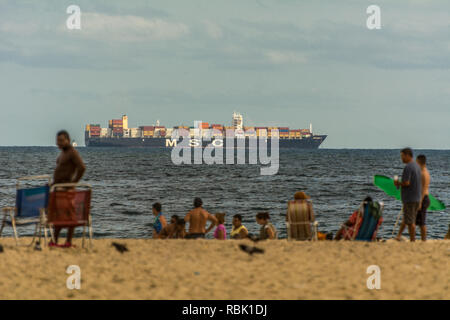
[88,124,101,137]
[279,127,289,139]
[109,119,124,137]
[86,115,317,141]
[140,126,154,137]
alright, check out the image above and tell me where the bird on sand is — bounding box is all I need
[112,242,129,253]
[239,244,264,256]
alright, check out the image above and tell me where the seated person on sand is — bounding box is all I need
[184,197,218,239]
[256,212,277,240]
[213,213,227,240]
[334,196,372,240]
[171,218,187,239]
[152,202,167,239]
[230,214,248,239]
[159,215,179,239]
[286,191,315,240]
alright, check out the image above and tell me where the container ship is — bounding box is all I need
[85,112,327,149]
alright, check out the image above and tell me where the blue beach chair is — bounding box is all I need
[353,201,384,241]
[354,204,382,241]
[0,175,51,246]
[340,201,384,241]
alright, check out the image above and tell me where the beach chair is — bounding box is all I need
[286,199,318,241]
[46,183,93,248]
[0,175,51,246]
[342,201,384,241]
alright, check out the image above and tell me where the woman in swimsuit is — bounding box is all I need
[256,212,277,240]
[152,202,167,239]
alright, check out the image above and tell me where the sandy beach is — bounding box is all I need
[0,237,448,300]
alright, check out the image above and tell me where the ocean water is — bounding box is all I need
[0,147,448,239]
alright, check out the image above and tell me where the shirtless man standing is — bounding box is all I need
[51,130,86,247]
[184,198,217,239]
[416,154,430,241]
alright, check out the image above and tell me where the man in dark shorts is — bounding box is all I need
[50,130,86,247]
[184,198,217,239]
[394,148,422,242]
[416,155,430,241]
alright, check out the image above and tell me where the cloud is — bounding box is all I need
[0,10,190,69]
[68,13,189,42]
[264,50,307,64]
[0,21,43,36]
[203,20,223,39]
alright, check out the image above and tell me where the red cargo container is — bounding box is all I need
[140,126,155,130]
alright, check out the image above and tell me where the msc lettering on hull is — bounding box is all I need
[165,138,224,148]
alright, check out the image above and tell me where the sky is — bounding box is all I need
[0,0,449,148]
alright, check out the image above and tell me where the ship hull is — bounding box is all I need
[85,135,327,149]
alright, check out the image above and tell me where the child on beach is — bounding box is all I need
[231,214,248,239]
[159,215,179,239]
[152,202,167,239]
[256,212,277,240]
[213,213,227,240]
[173,218,186,239]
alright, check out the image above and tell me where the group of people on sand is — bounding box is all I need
[151,148,438,242]
[152,198,278,240]
[47,130,444,245]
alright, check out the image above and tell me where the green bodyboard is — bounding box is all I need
[373,175,446,212]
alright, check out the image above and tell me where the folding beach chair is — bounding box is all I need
[46,183,93,248]
[286,199,318,241]
[341,201,384,241]
[0,175,51,246]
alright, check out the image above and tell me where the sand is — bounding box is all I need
[0,237,448,300]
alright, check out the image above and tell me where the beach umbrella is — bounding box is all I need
[373,175,446,237]
[373,175,446,211]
